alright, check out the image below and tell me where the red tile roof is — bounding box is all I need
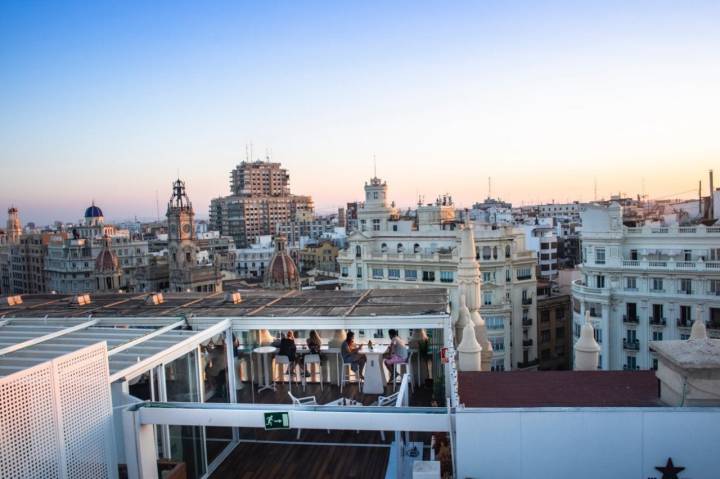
[458,370,660,408]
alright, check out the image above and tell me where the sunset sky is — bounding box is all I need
[1,1,719,225]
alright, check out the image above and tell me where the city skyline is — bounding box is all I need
[2,1,720,224]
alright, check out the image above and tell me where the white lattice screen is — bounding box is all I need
[0,342,116,479]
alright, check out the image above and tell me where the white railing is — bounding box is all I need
[615,260,720,272]
[623,224,720,235]
[571,279,603,295]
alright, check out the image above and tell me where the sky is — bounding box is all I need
[1,1,719,225]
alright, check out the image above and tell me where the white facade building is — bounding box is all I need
[338,177,539,370]
[521,224,559,279]
[572,202,720,370]
[235,235,274,279]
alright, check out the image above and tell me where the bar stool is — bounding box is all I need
[340,361,363,393]
[303,354,323,392]
[393,361,414,392]
[276,355,298,389]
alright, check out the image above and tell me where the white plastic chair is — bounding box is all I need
[340,361,363,393]
[374,392,400,441]
[303,354,323,392]
[288,391,317,439]
[393,361,414,392]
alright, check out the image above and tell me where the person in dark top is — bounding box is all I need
[341,331,366,379]
[278,330,298,373]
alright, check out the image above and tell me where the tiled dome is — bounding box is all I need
[264,235,299,289]
[95,236,119,272]
[85,204,104,218]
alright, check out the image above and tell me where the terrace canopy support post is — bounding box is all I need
[123,407,158,479]
[225,327,239,442]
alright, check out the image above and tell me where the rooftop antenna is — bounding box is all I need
[250,142,254,161]
[155,190,160,222]
[245,144,249,162]
[373,154,377,179]
[488,176,492,199]
[593,177,597,202]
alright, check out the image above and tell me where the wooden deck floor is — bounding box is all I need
[208,380,436,478]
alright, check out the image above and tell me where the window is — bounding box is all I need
[486,316,504,330]
[679,278,692,294]
[396,243,404,253]
[710,248,720,261]
[505,245,511,258]
[405,269,417,281]
[413,243,420,253]
[372,268,384,279]
[392,225,398,231]
[596,275,605,288]
[626,276,637,290]
[630,249,638,260]
[483,291,492,305]
[482,246,491,260]
[490,336,505,351]
[341,266,348,277]
[651,304,664,323]
[381,243,387,253]
[355,245,362,258]
[556,327,565,339]
[360,219,366,231]
[594,328,602,343]
[440,271,454,283]
[540,242,549,250]
[540,330,551,343]
[482,271,495,283]
[422,271,435,282]
[491,359,505,372]
[626,329,637,342]
[372,219,380,231]
[505,269,511,282]
[517,267,532,280]
[651,278,664,291]
[541,310,550,323]
[711,279,720,295]
[626,356,637,370]
[493,246,498,259]
[683,249,692,261]
[388,268,400,280]
[680,334,690,340]
[652,358,658,370]
[595,247,605,264]
[356,266,362,278]
[652,331,663,341]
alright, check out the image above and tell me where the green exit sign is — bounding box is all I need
[264,411,290,430]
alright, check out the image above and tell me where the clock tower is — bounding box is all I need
[167,179,198,289]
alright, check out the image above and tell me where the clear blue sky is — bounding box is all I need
[1,1,719,225]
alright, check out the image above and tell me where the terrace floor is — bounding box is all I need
[208,380,438,479]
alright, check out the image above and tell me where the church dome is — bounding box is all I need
[264,235,299,289]
[95,235,119,273]
[85,204,104,219]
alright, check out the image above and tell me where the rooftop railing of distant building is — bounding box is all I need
[624,224,720,235]
[618,259,720,271]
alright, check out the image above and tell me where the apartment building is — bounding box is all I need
[572,202,720,370]
[338,177,538,370]
[209,160,314,247]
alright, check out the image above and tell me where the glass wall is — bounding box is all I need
[201,336,233,467]
[165,350,206,479]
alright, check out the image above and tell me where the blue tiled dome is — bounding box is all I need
[84,204,104,218]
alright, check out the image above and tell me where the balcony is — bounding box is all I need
[522,339,533,347]
[623,339,640,351]
[623,315,639,324]
[649,317,666,326]
[623,364,640,371]
[522,318,533,327]
[517,359,539,369]
[676,318,692,328]
[522,297,533,306]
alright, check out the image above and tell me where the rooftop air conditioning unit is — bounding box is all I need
[71,294,91,306]
[145,292,164,305]
[225,291,242,304]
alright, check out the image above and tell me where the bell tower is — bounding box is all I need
[167,179,197,286]
[7,206,21,245]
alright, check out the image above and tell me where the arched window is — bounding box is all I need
[355,245,362,258]
[482,246,491,260]
[413,243,420,253]
[381,243,388,253]
[505,245,511,258]
[397,243,404,253]
[493,246,498,259]
[475,247,480,260]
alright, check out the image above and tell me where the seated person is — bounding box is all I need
[341,331,366,379]
[383,329,409,377]
[278,330,299,374]
[306,330,323,355]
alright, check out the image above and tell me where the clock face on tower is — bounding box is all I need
[182,223,191,235]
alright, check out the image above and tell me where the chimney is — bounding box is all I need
[650,306,720,406]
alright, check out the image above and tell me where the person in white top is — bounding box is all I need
[383,329,409,377]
